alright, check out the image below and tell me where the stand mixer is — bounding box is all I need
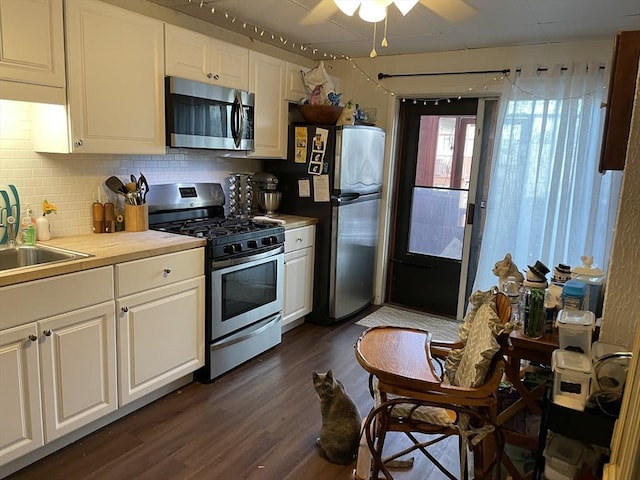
[251,172,281,216]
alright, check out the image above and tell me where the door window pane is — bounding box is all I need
[408,187,468,260]
[416,116,475,189]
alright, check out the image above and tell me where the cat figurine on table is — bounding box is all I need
[312,370,362,465]
[492,253,524,290]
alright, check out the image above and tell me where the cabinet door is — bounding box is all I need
[210,37,249,90]
[116,276,205,406]
[283,247,314,328]
[285,62,308,102]
[249,51,286,158]
[0,0,64,88]
[599,30,640,171]
[38,302,117,442]
[164,24,210,83]
[0,323,43,466]
[64,0,165,154]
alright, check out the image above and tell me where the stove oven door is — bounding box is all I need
[211,250,284,339]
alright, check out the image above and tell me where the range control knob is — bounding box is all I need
[248,240,258,249]
[261,237,273,246]
[233,243,242,253]
[223,245,235,254]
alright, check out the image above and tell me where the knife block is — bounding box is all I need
[124,203,148,232]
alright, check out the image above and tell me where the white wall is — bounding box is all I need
[0,100,260,237]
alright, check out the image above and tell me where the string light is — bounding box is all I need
[398,73,508,105]
[184,0,569,103]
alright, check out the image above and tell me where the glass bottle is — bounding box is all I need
[502,275,521,325]
[520,285,545,338]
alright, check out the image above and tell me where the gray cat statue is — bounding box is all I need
[312,370,362,465]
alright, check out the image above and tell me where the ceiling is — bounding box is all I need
[147,0,640,60]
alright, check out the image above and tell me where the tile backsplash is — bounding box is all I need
[0,100,261,238]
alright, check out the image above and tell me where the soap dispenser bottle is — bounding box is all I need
[21,206,37,245]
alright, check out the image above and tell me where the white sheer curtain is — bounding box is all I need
[473,63,623,291]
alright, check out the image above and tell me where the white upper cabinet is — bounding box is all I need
[34,0,166,154]
[248,50,286,159]
[285,62,308,103]
[165,24,249,91]
[0,0,65,104]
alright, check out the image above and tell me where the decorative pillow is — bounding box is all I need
[444,290,492,383]
[453,302,502,387]
[444,289,507,387]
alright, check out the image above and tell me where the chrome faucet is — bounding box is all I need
[6,216,17,247]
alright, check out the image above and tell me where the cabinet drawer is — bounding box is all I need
[115,248,204,297]
[0,266,113,330]
[285,226,315,253]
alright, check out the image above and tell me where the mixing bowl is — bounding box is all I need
[258,191,282,215]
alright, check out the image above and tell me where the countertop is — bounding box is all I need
[0,215,317,288]
[0,231,206,288]
[254,214,319,230]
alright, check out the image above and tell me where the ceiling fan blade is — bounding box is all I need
[420,0,477,23]
[299,0,339,26]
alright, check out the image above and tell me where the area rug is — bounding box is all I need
[356,305,462,342]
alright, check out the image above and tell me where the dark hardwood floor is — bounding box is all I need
[7,311,460,480]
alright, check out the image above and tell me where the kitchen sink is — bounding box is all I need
[0,245,92,272]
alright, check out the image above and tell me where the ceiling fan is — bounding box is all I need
[299,0,477,26]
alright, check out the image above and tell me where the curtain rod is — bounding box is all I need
[377,65,604,81]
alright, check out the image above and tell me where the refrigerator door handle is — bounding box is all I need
[335,193,361,203]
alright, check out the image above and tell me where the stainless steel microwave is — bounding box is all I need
[165,77,255,151]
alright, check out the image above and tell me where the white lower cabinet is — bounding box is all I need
[115,249,205,406]
[0,323,43,464]
[38,302,117,442]
[0,267,116,466]
[1,248,205,472]
[283,225,315,331]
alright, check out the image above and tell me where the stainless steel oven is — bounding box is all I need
[211,249,284,339]
[147,183,285,381]
[209,249,284,379]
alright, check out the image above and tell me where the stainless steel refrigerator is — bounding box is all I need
[264,125,386,325]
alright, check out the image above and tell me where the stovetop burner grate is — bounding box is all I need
[146,183,285,261]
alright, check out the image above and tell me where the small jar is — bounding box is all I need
[520,286,546,338]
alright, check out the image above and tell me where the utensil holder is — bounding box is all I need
[124,203,148,232]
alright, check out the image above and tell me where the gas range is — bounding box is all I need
[146,182,285,381]
[146,183,284,262]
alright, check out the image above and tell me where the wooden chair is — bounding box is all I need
[354,289,512,480]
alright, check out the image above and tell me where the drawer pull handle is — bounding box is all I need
[43,329,53,337]
[297,237,303,242]
[164,268,172,275]
[28,334,38,342]
[121,306,129,313]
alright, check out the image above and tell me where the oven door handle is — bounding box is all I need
[212,313,281,350]
[212,245,284,269]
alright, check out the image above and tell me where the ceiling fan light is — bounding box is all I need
[358,0,389,22]
[393,0,418,16]
[334,0,361,16]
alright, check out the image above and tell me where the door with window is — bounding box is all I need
[387,97,497,318]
